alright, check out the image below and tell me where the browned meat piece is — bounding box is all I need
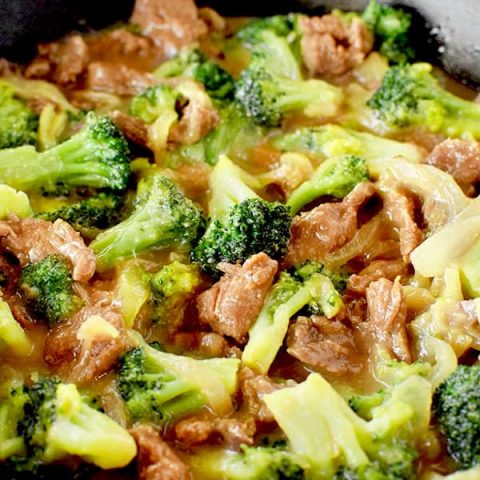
[170,331,241,358]
[366,278,412,363]
[383,189,423,257]
[44,299,130,384]
[169,83,220,145]
[25,35,89,85]
[348,259,408,294]
[85,62,158,96]
[130,0,207,58]
[299,15,373,76]
[172,163,211,200]
[287,316,363,375]
[174,413,255,449]
[130,425,190,480]
[284,182,376,266]
[0,216,95,283]
[86,29,155,71]
[240,368,286,423]
[426,139,480,195]
[196,253,278,342]
[110,111,149,146]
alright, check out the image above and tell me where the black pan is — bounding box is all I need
[0,0,478,86]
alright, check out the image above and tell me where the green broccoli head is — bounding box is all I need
[154,47,235,101]
[287,155,369,215]
[0,112,131,193]
[362,0,414,65]
[19,255,82,325]
[235,60,342,127]
[11,378,137,470]
[129,84,179,124]
[150,261,201,323]
[192,443,305,480]
[117,345,207,424]
[292,260,348,292]
[192,198,291,276]
[367,63,480,139]
[91,175,205,270]
[236,14,299,45]
[36,192,123,238]
[191,155,291,276]
[433,365,480,469]
[0,81,38,149]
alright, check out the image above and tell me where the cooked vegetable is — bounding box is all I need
[433,365,480,469]
[191,155,291,276]
[118,335,240,418]
[36,192,123,237]
[19,255,81,325]
[0,378,137,472]
[362,0,415,65]
[287,155,368,215]
[154,46,235,101]
[0,300,31,357]
[0,81,38,149]
[91,175,204,270]
[0,112,130,193]
[368,63,480,139]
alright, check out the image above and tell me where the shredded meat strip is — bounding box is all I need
[110,111,149,146]
[44,299,130,384]
[382,189,423,258]
[287,316,363,376]
[366,277,412,363]
[426,138,480,195]
[170,331,241,359]
[25,35,89,85]
[239,368,289,424]
[196,253,278,343]
[284,182,376,266]
[130,425,190,480]
[0,216,96,283]
[299,15,373,76]
[348,259,408,294]
[130,0,207,59]
[174,413,255,449]
[86,62,158,96]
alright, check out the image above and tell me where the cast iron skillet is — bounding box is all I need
[0,0,478,87]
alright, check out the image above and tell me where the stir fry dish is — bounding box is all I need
[1,0,480,478]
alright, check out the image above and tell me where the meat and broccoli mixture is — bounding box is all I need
[1,0,480,478]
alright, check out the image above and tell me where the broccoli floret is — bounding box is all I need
[236,15,299,45]
[36,192,123,238]
[155,47,235,101]
[272,124,425,164]
[91,175,204,270]
[150,261,201,324]
[167,102,265,166]
[130,84,179,124]
[117,337,240,423]
[191,443,305,480]
[0,382,28,461]
[243,265,345,374]
[0,81,38,149]
[0,112,130,193]
[362,0,414,65]
[191,155,291,276]
[0,299,32,356]
[433,365,480,469]
[264,373,429,480]
[235,59,343,127]
[367,63,480,139]
[287,155,368,215]
[19,255,81,325]
[292,260,348,292]
[5,378,137,471]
